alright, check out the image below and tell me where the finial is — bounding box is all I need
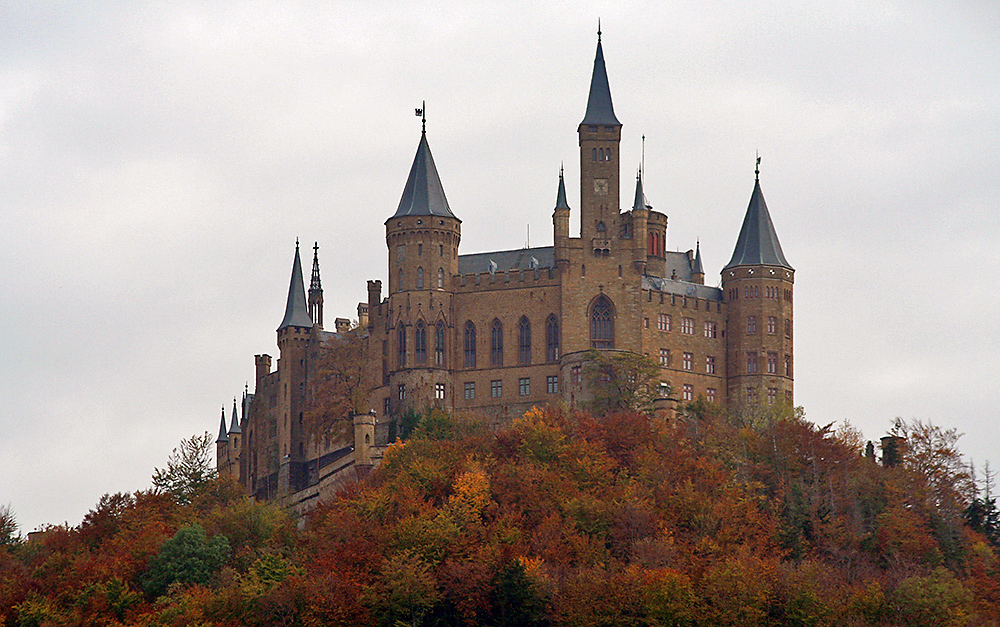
[641,134,645,175]
[313,241,319,255]
[755,152,760,181]
[415,101,426,134]
[597,19,601,42]
[245,382,249,395]
[559,162,564,177]
[295,237,299,249]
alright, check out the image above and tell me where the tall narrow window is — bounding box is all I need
[437,267,444,289]
[590,295,614,349]
[434,321,445,366]
[398,268,404,292]
[464,321,476,368]
[416,267,424,290]
[414,321,426,364]
[397,325,406,367]
[491,319,504,366]
[545,315,559,362]
[518,316,531,364]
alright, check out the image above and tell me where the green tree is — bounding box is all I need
[582,349,663,415]
[144,523,230,596]
[152,432,217,505]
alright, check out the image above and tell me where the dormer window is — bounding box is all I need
[589,125,598,132]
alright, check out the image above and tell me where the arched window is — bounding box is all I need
[648,232,654,255]
[491,319,504,366]
[592,147,597,161]
[590,296,614,349]
[398,268,404,292]
[599,148,605,161]
[464,321,476,368]
[416,267,424,290]
[518,316,531,365]
[397,324,407,366]
[546,315,560,362]
[435,321,445,366]
[414,321,427,363]
[437,267,444,289]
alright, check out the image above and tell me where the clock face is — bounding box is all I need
[593,178,609,195]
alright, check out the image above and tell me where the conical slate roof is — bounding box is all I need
[725,179,792,270]
[555,167,570,209]
[216,409,228,444]
[632,171,645,211]
[278,242,314,330]
[692,241,705,275]
[581,35,621,127]
[389,132,457,221]
[229,398,241,434]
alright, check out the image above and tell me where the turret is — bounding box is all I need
[308,242,323,328]
[722,160,794,407]
[579,28,622,250]
[385,123,461,294]
[552,166,571,271]
[691,241,705,284]
[215,407,228,471]
[630,169,648,274]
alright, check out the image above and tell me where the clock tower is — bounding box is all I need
[578,28,622,250]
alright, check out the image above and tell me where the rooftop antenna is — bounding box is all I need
[415,101,426,134]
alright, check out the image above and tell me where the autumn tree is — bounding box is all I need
[0,504,18,546]
[307,324,378,438]
[582,349,663,415]
[152,432,217,505]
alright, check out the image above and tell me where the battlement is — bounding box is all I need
[453,266,559,293]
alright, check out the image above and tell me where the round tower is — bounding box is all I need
[722,165,794,408]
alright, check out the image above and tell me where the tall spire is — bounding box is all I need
[632,167,645,211]
[229,398,241,434]
[310,242,322,291]
[216,407,228,444]
[278,240,313,330]
[580,28,621,127]
[725,168,792,270]
[389,131,458,220]
[692,240,705,275]
[555,165,570,209]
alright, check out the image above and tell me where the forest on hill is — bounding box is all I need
[2,401,998,626]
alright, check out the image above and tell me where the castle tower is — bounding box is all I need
[308,242,323,328]
[384,120,461,418]
[226,397,242,483]
[630,170,648,274]
[276,240,314,494]
[552,166,571,272]
[722,163,794,407]
[579,28,622,251]
[691,241,705,285]
[215,407,228,473]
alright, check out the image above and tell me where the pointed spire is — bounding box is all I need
[278,240,313,330]
[692,240,705,275]
[581,29,621,126]
[310,242,322,291]
[389,131,458,221]
[725,169,792,270]
[229,398,241,434]
[216,407,228,444]
[632,167,645,211]
[555,165,570,209]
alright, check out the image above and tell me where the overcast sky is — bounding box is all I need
[2,2,998,533]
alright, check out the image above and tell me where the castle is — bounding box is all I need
[215,32,795,509]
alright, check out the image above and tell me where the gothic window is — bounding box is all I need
[592,147,597,161]
[648,232,654,255]
[747,316,757,334]
[746,351,758,374]
[416,267,424,290]
[518,316,531,365]
[398,268,403,292]
[397,325,406,367]
[491,319,504,366]
[767,351,778,374]
[463,321,477,368]
[435,321,445,366]
[767,316,777,334]
[590,295,614,349]
[437,267,444,289]
[545,315,559,362]
[414,321,427,364]
[599,148,605,161]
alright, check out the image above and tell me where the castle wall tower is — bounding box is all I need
[383,124,461,422]
[226,397,242,484]
[630,171,648,274]
[276,241,314,494]
[215,407,229,475]
[553,167,571,272]
[722,166,794,408]
[578,29,622,251]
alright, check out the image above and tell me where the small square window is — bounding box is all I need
[464,381,475,400]
[546,375,559,394]
[435,383,445,400]
[707,388,717,403]
[659,348,670,367]
[682,352,693,371]
[683,384,693,401]
[519,378,530,396]
[491,380,502,398]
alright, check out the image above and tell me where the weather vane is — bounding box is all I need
[415,101,426,134]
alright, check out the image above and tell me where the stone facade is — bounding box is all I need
[216,34,795,507]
